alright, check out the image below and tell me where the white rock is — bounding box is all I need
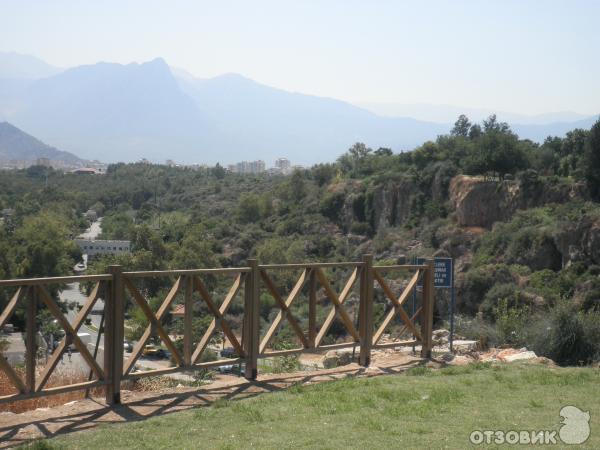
[504,351,537,362]
[433,329,450,338]
[452,340,478,351]
[440,352,454,362]
[448,355,475,366]
[18,424,44,438]
[364,366,384,376]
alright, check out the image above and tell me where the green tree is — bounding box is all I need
[468,123,482,139]
[171,224,217,269]
[258,192,273,218]
[482,114,510,133]
[256,237,306,264]
[584,118,600,200]
[451,114,472,137]
[12,211,80,278]
[289,170,306,203]
[130,224,166,260]
[212,163,226,179]
[466,120,527,177]
[236,193,261,223]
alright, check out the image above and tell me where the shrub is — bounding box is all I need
[481,283,520,318]
[453,314,498,348]
[350,221,371,235]
[493,298,530,347]
[538,301,600,366]
[319,191,346,222]
[236,193,261,223]
[461,265,513,313]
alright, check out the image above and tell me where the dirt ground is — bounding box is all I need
[0,351,422,448]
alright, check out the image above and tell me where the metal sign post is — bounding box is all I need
[417,257,455,352]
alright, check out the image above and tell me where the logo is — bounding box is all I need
[559,406,590,445]
[469,405,590,445]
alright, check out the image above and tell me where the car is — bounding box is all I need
[217,364,234,373]
[156,349,171,360]
[142,344,160,357]
[123,341,133,353]
[142,344,171,359]
[220,347,239,358]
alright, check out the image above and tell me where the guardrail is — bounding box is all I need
[0,256,434,406]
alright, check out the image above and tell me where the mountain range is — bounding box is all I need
[0,52,597,165]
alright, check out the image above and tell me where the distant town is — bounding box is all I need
[165,157,302,175]
[0,156,302,175]
[0,157,108,173]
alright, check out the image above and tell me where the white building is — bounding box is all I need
[36,157,51,167]
[229,160,266,174]
[83,210,98,222]
[275,158,290,171]
[75,239,131,258]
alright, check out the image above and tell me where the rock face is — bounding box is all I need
[450,176,514,228]
[555,216,600,266]
[449,175,587,228]
[369,178,420,232]
[334,178,421,233]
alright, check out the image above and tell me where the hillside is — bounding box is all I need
[0,121,84,164]
[0,111,599,370]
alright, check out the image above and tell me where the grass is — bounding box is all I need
[25,363,600,449]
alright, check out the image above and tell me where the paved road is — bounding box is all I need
[53,217,106,373]
[77,218,103,240]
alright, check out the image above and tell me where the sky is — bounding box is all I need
[1,0,599,115]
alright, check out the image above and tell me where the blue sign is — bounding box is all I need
[416,257,453,288]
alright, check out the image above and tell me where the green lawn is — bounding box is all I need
[29,363,600,449]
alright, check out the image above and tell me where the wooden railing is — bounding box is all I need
[0,256,434,406]
[0,274,111,404]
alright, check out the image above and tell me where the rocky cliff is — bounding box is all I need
[449,174,587,228]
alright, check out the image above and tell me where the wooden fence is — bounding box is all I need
[0,256,434,406]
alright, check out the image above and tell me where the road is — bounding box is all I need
[77,217,103,239]
[55,218,105,373]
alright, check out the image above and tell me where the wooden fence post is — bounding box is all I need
[26,286,37,392]
[184,275,193,367]
[420,259,435,359]
[105,265,124,405]
[308,269,317,348]
[244,259,259,380]
[359,254,374,366]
